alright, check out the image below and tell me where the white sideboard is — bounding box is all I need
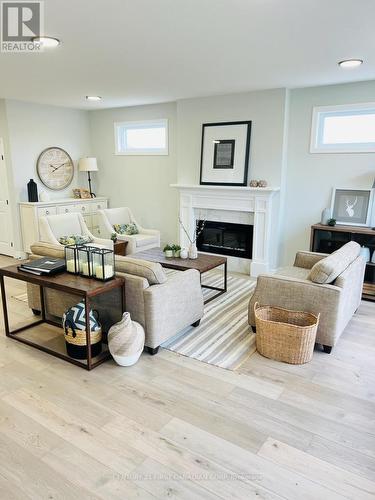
[19,197,109,253]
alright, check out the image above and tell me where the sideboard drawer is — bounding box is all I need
[91,200,107,212]
[74,203,92,215]
[37,206,57,217]
[57,204,75,215]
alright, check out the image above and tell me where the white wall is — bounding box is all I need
[89,101,178,245]
[4,99,91,252]
[177,88,289,187]
[283,80,375,264]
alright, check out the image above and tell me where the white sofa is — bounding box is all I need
[39,212,112,249]
[97,207,160,255]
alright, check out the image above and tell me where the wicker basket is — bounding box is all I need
[254,302,319,364]
[64,327,102,359]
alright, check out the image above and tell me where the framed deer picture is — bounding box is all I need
[331,188,374,226]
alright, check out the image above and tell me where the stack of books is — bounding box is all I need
[18,257,66,276]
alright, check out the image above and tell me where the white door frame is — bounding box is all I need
[0,137,14,257]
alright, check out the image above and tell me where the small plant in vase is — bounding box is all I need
[163,244,173,258]
[327,218,336,227]
[178,217,206,259]
[172,244,181,258]
[111,232,118,243]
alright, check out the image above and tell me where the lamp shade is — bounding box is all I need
[78,157,98,172]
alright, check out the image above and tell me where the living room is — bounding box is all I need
[0,1,374,498]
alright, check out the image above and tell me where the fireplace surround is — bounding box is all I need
[171,184,280,277]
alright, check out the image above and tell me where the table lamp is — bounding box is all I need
[78,157,98,198]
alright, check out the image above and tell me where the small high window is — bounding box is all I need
[115,119,168,155]
[310,103,375,153]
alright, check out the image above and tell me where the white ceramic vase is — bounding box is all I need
[321,207,331,225]
[180,248,188,259]
[39,190,50,202]
[188,243,198,259]
[360,246,370,263]
[108,312,145,366]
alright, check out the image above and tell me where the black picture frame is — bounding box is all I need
[200,121,251,186]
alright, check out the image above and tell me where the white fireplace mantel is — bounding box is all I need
[171,184,280,277]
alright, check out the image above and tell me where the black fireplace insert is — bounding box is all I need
[196,220,253,259]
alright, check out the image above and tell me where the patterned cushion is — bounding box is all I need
[113,223,139,235]
[308,241,360,284]
[59,234,93,246]
[115,256,167,285]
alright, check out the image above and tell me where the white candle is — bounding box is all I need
[95,264,114,280]
[66,259,76,273]
[81,262,91,276]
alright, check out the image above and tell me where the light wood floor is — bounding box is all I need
[0,254,374,499]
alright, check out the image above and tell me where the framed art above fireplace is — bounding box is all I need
[200,121,251,186]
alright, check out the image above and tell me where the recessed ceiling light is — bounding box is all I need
[86,96,102,101]
[32,36,60,48]
[338,59,363,68]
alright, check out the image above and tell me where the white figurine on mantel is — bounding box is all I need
[108,312,145,366]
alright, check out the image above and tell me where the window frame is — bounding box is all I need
[310,102,375,154]
[114,119,169,156]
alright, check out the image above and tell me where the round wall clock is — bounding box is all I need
[36,147,74,190]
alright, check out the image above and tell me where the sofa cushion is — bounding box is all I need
[30,242,65,259]
[115,256,167,285]
[308,241,360,284]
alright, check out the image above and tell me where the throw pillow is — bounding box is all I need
[113,223,139,235]
[308,241,360,284]
[59,234,94,246]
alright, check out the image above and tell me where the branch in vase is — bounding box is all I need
[178,216,193,244]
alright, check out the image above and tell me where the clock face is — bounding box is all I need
[37,147,74,190]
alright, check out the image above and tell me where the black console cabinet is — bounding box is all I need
[310,223,375,302]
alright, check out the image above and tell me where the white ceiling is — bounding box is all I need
[0,0,374,110]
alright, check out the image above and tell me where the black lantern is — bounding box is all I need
[64,244,80,274]
[91,247,115,281]
[78,245,94,277]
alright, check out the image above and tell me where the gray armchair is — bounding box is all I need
[248,242,365,353]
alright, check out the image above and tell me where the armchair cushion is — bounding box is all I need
[115,256,167,285]
[134,234,160,248]
[276,266,311,280]
[308,241,360,284]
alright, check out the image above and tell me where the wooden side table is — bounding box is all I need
[113,240,128,256]
[0,264,125,370]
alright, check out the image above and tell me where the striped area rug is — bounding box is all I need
[162,271,257,370]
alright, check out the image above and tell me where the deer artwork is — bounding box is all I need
[345,197,358,218]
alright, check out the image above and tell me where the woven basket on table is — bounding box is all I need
[64,327,102,359]
[254,302,319,364]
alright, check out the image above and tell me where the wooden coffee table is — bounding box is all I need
[0,264,125,370]
[129,248,227,304]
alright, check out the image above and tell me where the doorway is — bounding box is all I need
[0,137,14,256]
